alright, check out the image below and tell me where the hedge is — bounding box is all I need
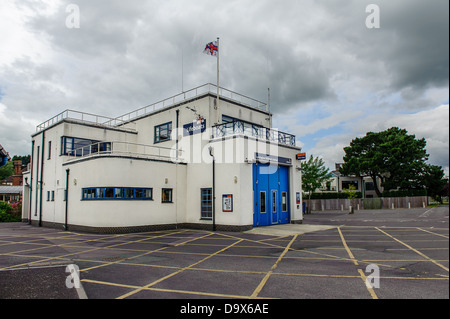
[304,192,363,200]
[381,189,427,197]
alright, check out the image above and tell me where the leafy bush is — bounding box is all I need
[0,201,21,223]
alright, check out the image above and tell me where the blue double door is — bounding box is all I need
[253,163,290,227]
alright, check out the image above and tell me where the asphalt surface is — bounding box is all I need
[0,205,448,303]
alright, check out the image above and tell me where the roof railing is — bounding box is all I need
[112,83,268,125]
[36,84,268,132]
[36,109,135,133]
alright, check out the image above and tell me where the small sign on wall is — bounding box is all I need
[222,194,233,212]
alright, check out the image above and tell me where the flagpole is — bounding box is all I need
[216,37,220,125]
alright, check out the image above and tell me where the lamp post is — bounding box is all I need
[208,146,216,231]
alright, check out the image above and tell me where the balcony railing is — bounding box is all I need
[36,109,136,133]
[213,120,296,147]
[112,83,268,125]
[66,141,183,163]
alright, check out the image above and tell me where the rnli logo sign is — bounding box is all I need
[183,119,206,136]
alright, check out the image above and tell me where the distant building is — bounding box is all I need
[0,186,22,203]
[318,163,382,198]
[0,159,24,203]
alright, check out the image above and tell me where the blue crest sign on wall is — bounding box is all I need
[183,119,206,136]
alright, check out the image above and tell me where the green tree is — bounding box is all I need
[341,127,429,197]
[301,155,333,213]
[0,161,14,180]
[422,165,447,200]
[343,184,359,199]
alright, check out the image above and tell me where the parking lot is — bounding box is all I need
[0,206,448,300]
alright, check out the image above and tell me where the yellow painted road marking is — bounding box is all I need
[376,227,449,272]
[338,228,359,266]
[116,238,245,299]
[338,227,378,299]
[0,230,188,272]
[82,278,265,299]
[417,228,449,239]
[251,234,298,298]
[80,231,211,272]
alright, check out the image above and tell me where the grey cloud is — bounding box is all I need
[1,0,448,164]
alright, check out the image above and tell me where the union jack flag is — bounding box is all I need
[203,41,218,56]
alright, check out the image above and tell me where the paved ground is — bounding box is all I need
[0,206,448,302]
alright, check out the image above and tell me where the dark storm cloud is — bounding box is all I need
[14,0,449,114]
[0,0,448,168]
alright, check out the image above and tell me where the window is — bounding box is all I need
[51,191,55,202]
[61,136,111,156]
[282,192,287,212]
[260,192,266,213]
[201,188,212,220]
[162,188,173,203]
[114,188,124,199]
[48,141,52,159]
[47,191,50,201]
[154,122,172,143]
[82,187,153,200]
[365,182,375,191]
[342,181,359,190]
[272,191,277,212]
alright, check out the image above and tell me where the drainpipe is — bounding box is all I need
[176,109,179,162]
[28,140,35,224]
[209,146,216,231]
[65,169,70,231]
[38,132,45,227]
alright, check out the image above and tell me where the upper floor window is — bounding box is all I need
[48,141,52,159]
[154,122,172,143]
[61,136,111,156]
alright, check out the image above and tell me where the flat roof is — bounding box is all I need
[35,84,269,134]
[0,186,23,194]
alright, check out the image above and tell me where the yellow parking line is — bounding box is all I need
[417,228,449,239]
[338,228,358,266]
[116,238,244,299]
[338,227,378,299]
[376,227,449,272]
[251,235,298,298]
[0,230,188,272]
[80,230,203,272]
[82,278,261,299]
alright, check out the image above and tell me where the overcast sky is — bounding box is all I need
[0,0,448,175]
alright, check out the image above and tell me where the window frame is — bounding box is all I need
[82,187,153,200]
[61,136,111,157]
[281,191,287,212]
[200,188,213,220]
[161,188,173,203]
[48,141,52,159]
[154,122,172,144]
[260,191,267,213]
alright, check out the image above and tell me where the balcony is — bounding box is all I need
[213,120,296,147]
[65,141,183,163]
